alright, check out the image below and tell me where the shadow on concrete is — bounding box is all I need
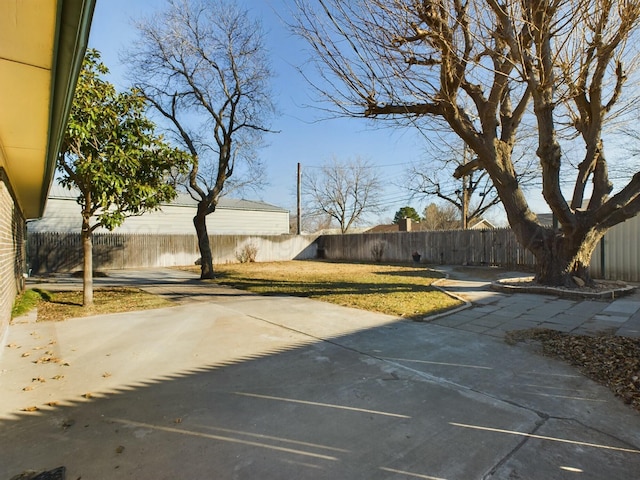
[2,305,640,480]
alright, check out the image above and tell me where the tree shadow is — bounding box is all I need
[2,302,637,479]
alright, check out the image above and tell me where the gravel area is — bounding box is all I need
[506,329,640,412]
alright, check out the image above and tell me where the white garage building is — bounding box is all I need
[28,185,290,235]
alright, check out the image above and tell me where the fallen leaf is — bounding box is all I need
[506,329,640,412]
[115,445,125,454]
[45,401,59,407]
[21,352,31,358]
[23,385,36,391]
[102,372,112,378]
[6,343,19,348]
[83,392,93,399]
[21,406,39,412]
[52,375,65,380]
[32,377,46,383]
[62,419,75,429]
[174,418,182,424]
[34,356,61,364]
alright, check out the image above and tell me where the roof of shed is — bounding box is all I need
[48,184,288,213]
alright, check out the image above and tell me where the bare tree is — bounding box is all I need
[408,138,538,228]
[422,202,460,230]
[407,141,500,228]
[290,212,335,234]
[303,156,383,233]
[126,0,275,279]
[293,0,640,286]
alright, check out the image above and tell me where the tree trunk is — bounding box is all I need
[81,216,93,307]
[528,226,603,287]
[194,202,214,279]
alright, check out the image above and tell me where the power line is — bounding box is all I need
[302,161,417,169]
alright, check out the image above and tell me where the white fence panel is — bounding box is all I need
[591,215,640,282]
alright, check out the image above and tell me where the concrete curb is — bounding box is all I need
[422,269,473,322]
[491,277,636,300]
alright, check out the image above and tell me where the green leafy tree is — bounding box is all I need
[393,206,421,225]
[58,49,189,306]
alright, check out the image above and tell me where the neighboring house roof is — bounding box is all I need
[366,224,401,233]
[468,218,496,230]
[0,0,96,218]
[537,200,591,228]
[537,213,554,227]
[366,218,496,232]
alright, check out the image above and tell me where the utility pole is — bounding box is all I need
[460,146,470,229]
[461,175,468,230]
[297,162,302,235]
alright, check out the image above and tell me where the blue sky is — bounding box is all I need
[87,0,430,225]
[87,0,640,229]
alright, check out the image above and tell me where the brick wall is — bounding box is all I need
[0,169,26,342]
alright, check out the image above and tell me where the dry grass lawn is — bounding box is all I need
[13,288,174,322]
[199,260,462,319]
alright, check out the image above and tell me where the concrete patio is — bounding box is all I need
[1,268,639,479]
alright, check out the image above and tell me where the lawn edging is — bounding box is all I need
[424,269,472,322]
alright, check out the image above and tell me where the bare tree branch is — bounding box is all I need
[125,0,276,278]
[293,0,640,286]
[303,156,384,233]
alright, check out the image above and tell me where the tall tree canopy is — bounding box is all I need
[58,49,188,306]
[393,206,421,224]
[294,0,640,286]
[422,203,460,230]
[126,0,276,279]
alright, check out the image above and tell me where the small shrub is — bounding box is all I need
[236,243,258,263]
[371,241,385,262]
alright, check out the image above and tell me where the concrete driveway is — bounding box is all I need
[1,269,640,479]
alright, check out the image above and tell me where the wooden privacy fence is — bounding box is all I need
[28,229,536,275]
[27,233,319,274]
[318,229,537,269]
[28,224,640,281]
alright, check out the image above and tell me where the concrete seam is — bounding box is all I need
[551,416,640,453]
[242,310,549,420]
[481,416,548,480]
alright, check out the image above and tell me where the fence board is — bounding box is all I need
[317,229,537,269]
[27,233,319,274]
[28,222,640,281]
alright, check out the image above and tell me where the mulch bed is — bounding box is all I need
[506,329,640,412]
[493,278,635,299]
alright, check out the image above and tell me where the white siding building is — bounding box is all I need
[28,185,290,235]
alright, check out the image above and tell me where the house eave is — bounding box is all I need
[0,0,96,219]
